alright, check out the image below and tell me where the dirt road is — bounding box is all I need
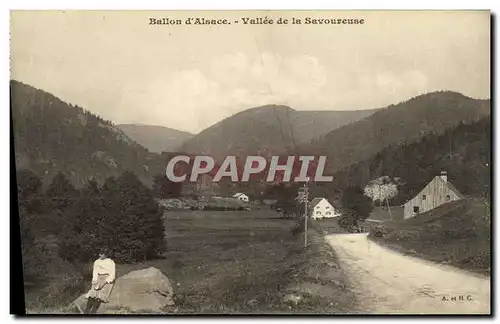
[325,233,491,314]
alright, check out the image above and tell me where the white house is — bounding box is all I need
[232,193,249,202]
[403,171,464,219]
[309,198,340,220]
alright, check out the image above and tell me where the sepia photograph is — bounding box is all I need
[9,10,491,315]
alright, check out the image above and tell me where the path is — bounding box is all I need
[325,233,491,314]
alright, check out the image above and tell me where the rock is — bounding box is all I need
[246,299,258,308]
[283,293,302,305]
[71,267,175,314]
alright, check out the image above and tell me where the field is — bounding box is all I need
[367,206,404,222]
[368,198,491,276]
[117,209,355,313]
[25,208,356,314]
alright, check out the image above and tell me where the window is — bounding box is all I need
[326,206,330,209]
[446,195,451,200]
[316,211,320,215]
[413,206,420,213]
[315,206,320,209]
[326,212,331,215]
[422,195,426,201]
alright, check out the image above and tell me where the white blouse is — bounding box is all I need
[92,258,116,283]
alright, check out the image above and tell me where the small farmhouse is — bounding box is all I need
[403,171,464,219]
[232,193,249,202]
[309,198,340,220]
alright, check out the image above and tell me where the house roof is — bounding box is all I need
[310,197,330,207]
[436,176,465,199]
[405,175,465,204]
[232,193,247,198]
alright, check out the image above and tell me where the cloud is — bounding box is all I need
[360,70,428,93]
[10,11,489,134]
[210,52,327,102]
[119,56,433,133]
[120,52,329,132]
[348,70,430,108]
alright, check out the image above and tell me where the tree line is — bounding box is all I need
[17,169,166,285]
[314,117,491,206]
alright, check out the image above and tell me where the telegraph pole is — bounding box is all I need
[297,181,310,248]
[303,182,310,248]
[304,184,308,248]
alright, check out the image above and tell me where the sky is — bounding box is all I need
[10,10,490,133]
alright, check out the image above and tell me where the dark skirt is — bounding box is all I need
[85,274,114,303]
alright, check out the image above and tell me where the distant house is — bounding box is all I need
[403,171,464,219]
[309,198,340,220]
[232,193,249,202]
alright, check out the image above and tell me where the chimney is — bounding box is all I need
[440,171,447,183]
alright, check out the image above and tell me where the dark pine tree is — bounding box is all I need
[46,171,79,199]
[100,171,166,262]
[44,172,79,236]
[339,186,373,230]
[16,169,43,201]
[59,179,105,262]
[16,170,48,283]
[152,174,182,198]
[60,172,166,263]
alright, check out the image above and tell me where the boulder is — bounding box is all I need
[283,293,303,305]
[71,267,175,314]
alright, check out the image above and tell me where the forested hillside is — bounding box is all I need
[315,117,491,204]
[11,80,165,187]
[118,124,193,153]
[309,91,490,173]
[181,104,379,160]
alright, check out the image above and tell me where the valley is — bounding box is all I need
[10,9,491,317]
[12,80,491,315]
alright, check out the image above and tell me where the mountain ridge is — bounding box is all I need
[312,116,491,205]
[306,90,490,173]
[11,80,490,194]
[10,80,165,187]
[117,124,193,153]
[180,104,381,159]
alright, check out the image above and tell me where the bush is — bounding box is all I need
[16,169,43,201]
[59,171,166,263]
[370,225,390,238]
[16,170,50,284]
[337,186,374,231]
[20,221,49,284]
[202,205,245,211]
[386,229,420,241]
[27,277,87,310]
[153,174,182,198]
[291,217,305,237]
